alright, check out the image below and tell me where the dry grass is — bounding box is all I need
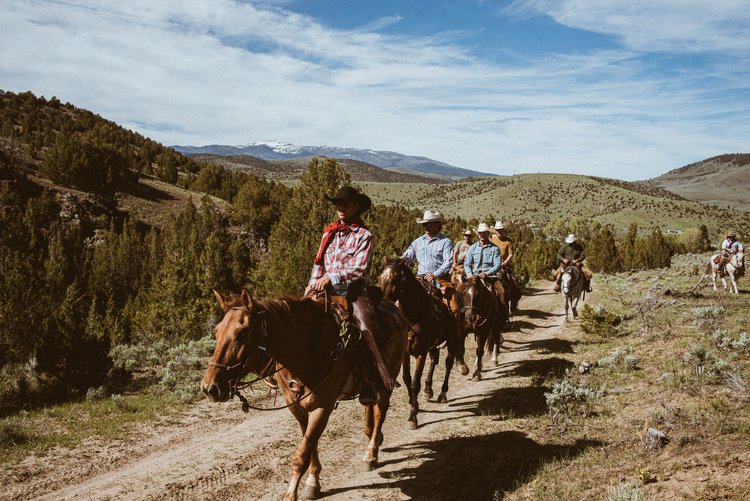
[504,252,750,500]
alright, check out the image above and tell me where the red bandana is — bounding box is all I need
[314,219,365,266]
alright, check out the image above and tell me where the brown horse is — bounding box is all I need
[379,258,463,430]
[201,289,407,501]
[457,277,508,380]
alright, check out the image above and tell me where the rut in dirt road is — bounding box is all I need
[10,282,593,501]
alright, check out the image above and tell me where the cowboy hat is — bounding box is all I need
[325,186,371,213]
[416,210,447,224]
[726,230,736,238]
[493,221,506,230]
[474,223,491,234]
[565,233,576,243]
[462,228,473,236]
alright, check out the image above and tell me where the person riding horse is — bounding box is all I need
[490,221,521,310]
[553,233,593,293]
[464,223,504,300]
[718,231,744,274]
[452,228,473,276]
[305,186,398,393]
[402,210,462,326]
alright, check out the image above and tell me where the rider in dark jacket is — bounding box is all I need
[553,234,593,292]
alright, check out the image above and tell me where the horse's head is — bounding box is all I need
[379,257,412,301]
[201,289,268,403]
[461,276,483,324]
[561,265,579,295]
[734,252,745,269]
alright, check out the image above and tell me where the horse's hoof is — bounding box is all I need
[300,484,322,500]
[363,459,378,472]
[437,393,448,403]
[407,420,418,430]
[471,374,481,382]
[424,389,434,400]
[460,365,469,376]
[572,308,578,318]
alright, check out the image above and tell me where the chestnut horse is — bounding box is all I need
[379,258,463,430]
[457,276,508,380]
[201,289,407,501]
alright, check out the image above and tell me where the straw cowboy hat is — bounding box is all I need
[416,210,447,224]
[565,233,577,244]
[462,228,473,236]
[325,186,371,213]
[493,221,506,231]
[726,230,736,238]
[474,223,491,234]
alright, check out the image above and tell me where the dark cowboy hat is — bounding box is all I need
[325,186,372,213]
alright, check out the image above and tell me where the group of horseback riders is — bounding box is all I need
[304,186,527,395]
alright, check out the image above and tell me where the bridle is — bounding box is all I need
[461,279,492,328]
[209,304,358,412]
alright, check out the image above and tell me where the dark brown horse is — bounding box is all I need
[201,289,407,501]
[379,258,463,430]
[457,277,508,380]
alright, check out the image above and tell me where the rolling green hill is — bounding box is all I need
[646,154,750,212]
[359,173,750,238]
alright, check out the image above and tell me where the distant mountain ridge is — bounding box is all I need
[172,141,492,180]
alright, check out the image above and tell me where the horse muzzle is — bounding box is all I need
[201,375,231,403]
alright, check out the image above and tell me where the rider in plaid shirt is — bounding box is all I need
[306,186,397,393]
[309,224,373,297]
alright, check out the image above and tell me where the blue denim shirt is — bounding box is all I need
[403,233,454,278]
[464,242,501,276]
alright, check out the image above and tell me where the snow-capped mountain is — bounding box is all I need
[172,141,493,180]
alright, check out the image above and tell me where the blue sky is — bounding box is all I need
[2,0,749,180]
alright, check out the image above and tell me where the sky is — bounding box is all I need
[1,0,749,180]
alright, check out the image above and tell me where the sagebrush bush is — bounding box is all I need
[598,347,639,370]
[606,481,649,501]
[690,305,725,320]
[580,304,622,337]
[684,342,727,384]
[545,379,603,424]
[110,336,216,402]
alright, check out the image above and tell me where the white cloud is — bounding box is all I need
[0,0,748,180]
[506,0,750,53]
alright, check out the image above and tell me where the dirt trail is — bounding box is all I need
[5,282,580,501]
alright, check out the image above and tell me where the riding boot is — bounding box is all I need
[554,276,561,292]
[352,296,399,391]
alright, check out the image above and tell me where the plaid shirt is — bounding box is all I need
[309,225,373,295]
[403,233,454,278]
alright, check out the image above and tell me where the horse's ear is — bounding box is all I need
[240,288,254,309]
[382,255,389,266]
[213,289,230,313]
[399,256,408,266]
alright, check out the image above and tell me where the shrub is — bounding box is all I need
[545,379,603,425]
[580,304,622,337]
[683,342,728,384]
[605,481,649,501]
[598,347,639,370]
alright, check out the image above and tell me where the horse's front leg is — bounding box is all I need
[572,296,579,318]
[408,354,427,430]
[424,347,439,400]
[286,407,331,501]
[731,273,739,294]
[402,352,414,404]
[472,328,485,382]
[712,271,719,290]
[437,345,455,403]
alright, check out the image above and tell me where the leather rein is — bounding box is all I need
[210,305,357,412]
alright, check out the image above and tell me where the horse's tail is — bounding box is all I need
[705,262,713,275]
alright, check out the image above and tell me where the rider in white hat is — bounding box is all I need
[403,209,462,325]
[490,221,520,312]
[553,233,592,292]
[464,223,505,298]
